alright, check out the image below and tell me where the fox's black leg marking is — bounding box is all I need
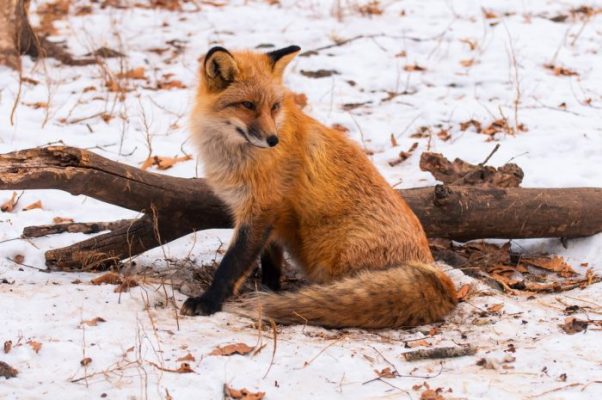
[261,242,283,291]
[181,224,271,316]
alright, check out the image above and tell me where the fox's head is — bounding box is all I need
[192,45,300,149]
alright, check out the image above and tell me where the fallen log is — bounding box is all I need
[1,146,601,270]
[22,219,133,238]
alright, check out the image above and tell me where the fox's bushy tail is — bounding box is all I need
[228,262,457,329]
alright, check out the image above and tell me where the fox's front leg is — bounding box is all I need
[181,223,272,316]
[261,242,283,291]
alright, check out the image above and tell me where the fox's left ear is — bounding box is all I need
[266,45,301,79]
[202,46,239,92]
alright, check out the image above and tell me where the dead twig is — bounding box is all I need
[403,346,477,361]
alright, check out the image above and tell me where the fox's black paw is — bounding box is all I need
[180,295,222,316]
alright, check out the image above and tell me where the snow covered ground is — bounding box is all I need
[1,0,602,398]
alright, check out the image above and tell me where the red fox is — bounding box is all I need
[181,45,457,328]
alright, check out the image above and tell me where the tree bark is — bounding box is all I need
[1,146,601,270]
[0,0,23,69]
[0,0,96,69]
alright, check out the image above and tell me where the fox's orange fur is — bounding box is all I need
[183,45,457,329]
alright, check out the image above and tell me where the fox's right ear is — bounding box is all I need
[202,47,239,92]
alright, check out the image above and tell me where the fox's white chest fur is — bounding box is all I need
[192,118,253,211]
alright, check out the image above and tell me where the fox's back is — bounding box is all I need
[278,119,432,281]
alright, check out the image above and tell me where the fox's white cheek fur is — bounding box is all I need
[275,110,285,131]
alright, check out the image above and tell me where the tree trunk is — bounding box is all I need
[1,146,601,270]
[0,0,38,69]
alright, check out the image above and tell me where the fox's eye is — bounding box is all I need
[241,101,255,110]
[271,102,280,112]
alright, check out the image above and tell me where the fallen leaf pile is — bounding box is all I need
[459,118,526,138]
[549,6,602,23]
[431,240,599,294]
[419,152,523,187]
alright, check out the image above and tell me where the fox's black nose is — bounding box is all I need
[266,135,279,147]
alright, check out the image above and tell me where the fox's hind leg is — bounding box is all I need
[261,242,283,291]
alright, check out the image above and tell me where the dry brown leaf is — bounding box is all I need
[3,340,12,354]
[114,278,139,293]
[106,79,126,92]
[421,388,445,400]
[389,142,418,167]
[117,67,146,80]
[459,119,482,132]
[487,303,504,314]
[28,340,42,353]
[224,384,265,400]
[177,353,196,362]
[455,284,473,301]
[428,327,440,337]
[1,192,18,212]
[80,357,92,366]
[175,362,194,373]
[210,343,254,356]
[522,256,577,278]
[23,200,43,211]
[140,157,155,170]
[149,0,181,11]
[407,339,430,348]
[37,0,71,36]
[141,155,192,170]
[545,64,579,77]
[0,361,18,379]
[331,123,349,134]
[436,129,451,141]
[374,367,397,378]
[390,133,398,147]
[24,102,49,109]
[293,92,308,109]
[460,38,477,51]
[460,58,475,68]
[53,216,75,224]
[157,80,187,90]
[482,8,498,19]
[91,272,123,285]
[560,317,588,334]
[404,63,427,72]
[82,317,106,327]
[356,0,383,16]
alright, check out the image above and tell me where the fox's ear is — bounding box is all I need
[266,45,301,78]
[202,47,239,91]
